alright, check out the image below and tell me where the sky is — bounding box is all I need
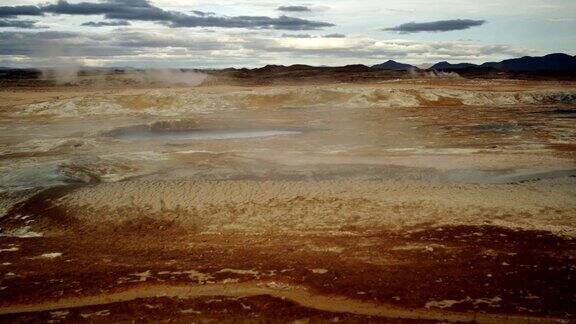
[0,0,575,68]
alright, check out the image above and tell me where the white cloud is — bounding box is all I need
[0,0,572,67]
[0,28,533,68]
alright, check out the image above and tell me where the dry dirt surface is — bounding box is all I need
[0,76,576,323]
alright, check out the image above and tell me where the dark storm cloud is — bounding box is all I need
[0,0,333,30]
[384,19,486,33]
[42,1,125,15]
[82,20,131,27]
[42,0,175,21]
[0,19,39,29]
[277,6,312,12]
[167,15,333,30]
[0,5,43,18]
[190,10,215,17]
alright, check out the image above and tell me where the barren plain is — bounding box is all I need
[0,73,575,323]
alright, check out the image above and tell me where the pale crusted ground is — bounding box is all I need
[2,81,576,118]
[55,178,576,236]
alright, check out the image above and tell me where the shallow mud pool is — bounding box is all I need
[1,80,576,322]
[110,128,302,141]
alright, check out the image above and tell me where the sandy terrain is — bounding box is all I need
[1,76,575,322]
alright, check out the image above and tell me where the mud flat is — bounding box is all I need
[1,78,576,322]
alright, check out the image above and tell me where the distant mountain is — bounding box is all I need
[331,64,373,72]
[372,60,415,71]
[481,53,576,72]
[430,53,576,73]
[255,64,325,73]
[431,61,478,70]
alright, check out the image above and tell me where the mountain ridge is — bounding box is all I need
[372,60,416,71]
[430,53,576,72]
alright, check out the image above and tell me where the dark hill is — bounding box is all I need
[372,60,415,71]
[481,53,576,72]
[431,61,478,70]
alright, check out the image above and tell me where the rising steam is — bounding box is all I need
[408,67,462,79]
[127,69,208,86]
[39,67,208,87]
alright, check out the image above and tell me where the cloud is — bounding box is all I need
[282,33,346,39]
[0,5,43,18]
[0,31,131,57]
[24,0,332,30]
[246,36,529,63]
[384,19,486,33]
[42,0,140,15]
[323,33,346,38]
[0,19,39,29]
[82,20,131,27]
[111,30,235,50]
[282,33,313,38]
[42,0,179,20]
[277,6,312,12]
[0,29,531,68]
[167,15,333,30]
[385,8,415,14]
[190,10,214,17]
